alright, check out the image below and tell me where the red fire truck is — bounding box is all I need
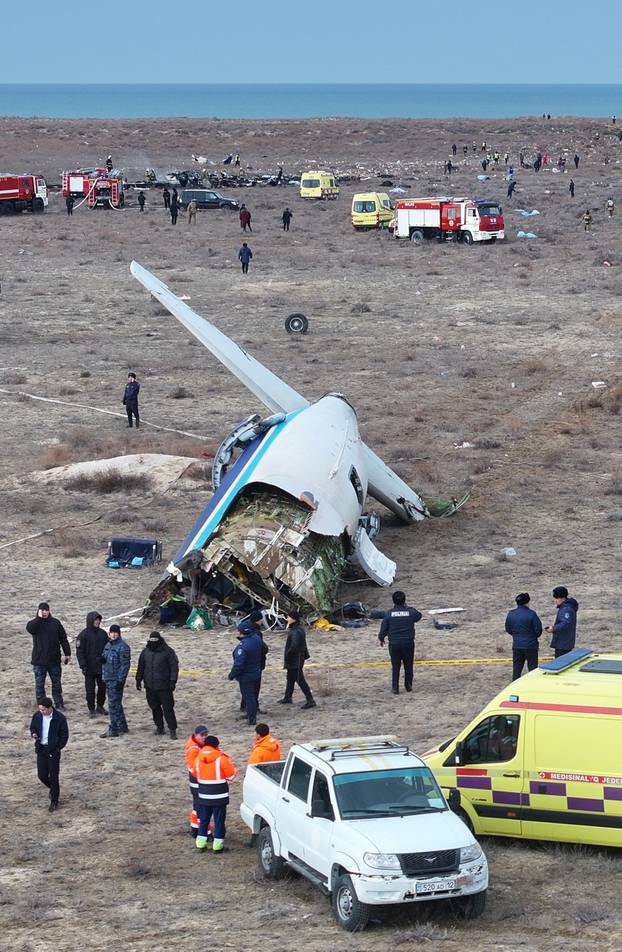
[0,174,48,214]
[392,196,504,245]
[62,169,125,208]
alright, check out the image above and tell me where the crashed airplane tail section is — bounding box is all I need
[131,262,470,619]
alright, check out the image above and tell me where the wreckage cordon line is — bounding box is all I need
[182,407,305,558]
[135,657,555,678]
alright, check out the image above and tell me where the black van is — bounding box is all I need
[179,189,239,211]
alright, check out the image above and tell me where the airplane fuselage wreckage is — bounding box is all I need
[131,262,468,618]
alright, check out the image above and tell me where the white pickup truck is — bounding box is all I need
[241,735,488,931]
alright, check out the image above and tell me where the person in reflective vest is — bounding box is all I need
[248,723,282,764]
[195,736,236,852]
[185,726,209,836]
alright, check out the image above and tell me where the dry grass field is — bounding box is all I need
[0,116,621,951]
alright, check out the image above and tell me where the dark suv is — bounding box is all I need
[178,189,239,211]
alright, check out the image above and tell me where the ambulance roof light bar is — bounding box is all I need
[540,648,593,674]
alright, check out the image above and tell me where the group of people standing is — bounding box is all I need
[505,586,579,680]
[185,721,282,853]
[26,601,316,813]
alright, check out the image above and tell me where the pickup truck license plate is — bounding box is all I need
[416,879,456,894]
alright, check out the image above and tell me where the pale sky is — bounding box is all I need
[3,1,622,84]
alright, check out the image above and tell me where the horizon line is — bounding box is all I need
[2,81,622,87]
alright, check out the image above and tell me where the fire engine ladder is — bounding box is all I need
[61,171,70,194]
[110,180,120,208]
[87,180,100,209]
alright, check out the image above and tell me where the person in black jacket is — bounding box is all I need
[30,697,69,812]
[545,586,579,657]
[373,590,422,695]
[75,611,109,717]
[239,610,269,717]
[136,631,179,738]
[505,593,543,679]
[278,610,315,709]
[123,372,140,428]
[26,602,71,709]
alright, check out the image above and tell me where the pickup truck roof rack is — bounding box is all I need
[309,735,411,761]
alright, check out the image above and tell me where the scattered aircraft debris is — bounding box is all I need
[131,262,469,618]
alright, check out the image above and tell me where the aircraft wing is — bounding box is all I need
[130,261,310,415]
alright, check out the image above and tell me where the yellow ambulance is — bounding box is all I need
[299,170,339,200]
[351,192,394,229]
[423,649,622,848]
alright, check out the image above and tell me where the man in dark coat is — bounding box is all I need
[238,242,253,274]
[123,372,140,428]
[545,586,579,658]
[282,208,293,231]
[373,590,422,695]
[238,611,269,717]
[278,610,315,709]
[30,697,69,812]
[136,631,179,738]
[505,593,542,679]
[228,622,263,725]
[100,625,131,738]
[162,186,171,210]
[170,188,179,225]
[137,190,146,212]
[76,611,109,717]
[26,602,71,709]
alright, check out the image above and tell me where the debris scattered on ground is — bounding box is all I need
[427,608,464,615]
[500,546,517,560]
[433,618,460,631]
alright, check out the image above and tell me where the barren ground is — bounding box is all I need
[1,116,621,952]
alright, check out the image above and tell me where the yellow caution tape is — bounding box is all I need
[163,657,553,679]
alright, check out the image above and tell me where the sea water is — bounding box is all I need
[0,84,620,120]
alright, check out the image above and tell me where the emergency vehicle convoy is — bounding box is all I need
[392,196,504,244]
[62,168,125,208]
[423,649,622,848]
[242,735,488,931]
[0,174,48,213]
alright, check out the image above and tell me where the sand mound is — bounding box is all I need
[28,453,198,494]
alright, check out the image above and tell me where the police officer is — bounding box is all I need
[373,591,422,695]
[228,620,263,725]
[505,593,542,680]
[123,371,140,428]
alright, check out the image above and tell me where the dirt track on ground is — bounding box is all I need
[1,116,621,951]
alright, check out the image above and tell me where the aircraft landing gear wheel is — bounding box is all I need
[332,874,370,931]
[285,313,309,334]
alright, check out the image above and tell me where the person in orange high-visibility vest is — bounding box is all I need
[185,726,209,836]
[248,723,282,765]
[195,736,236,852]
